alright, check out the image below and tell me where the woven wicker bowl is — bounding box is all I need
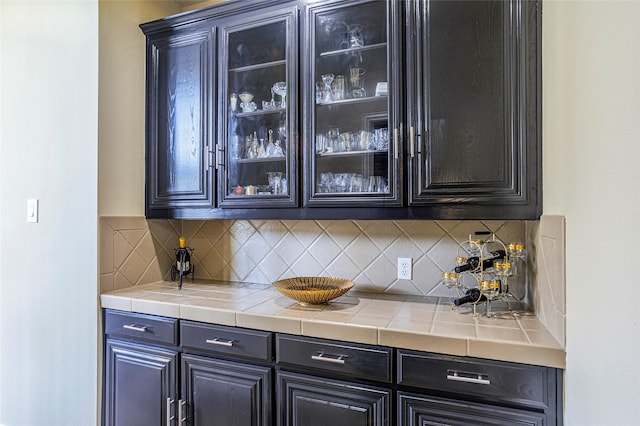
[272,276,355,305]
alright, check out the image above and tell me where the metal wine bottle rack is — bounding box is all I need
[441,232,525,317]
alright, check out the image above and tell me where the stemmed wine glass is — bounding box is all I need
[321,74,334,103]
[272,82,287,109]
[480,279,501,317]
[441,272,459,309]
[506,243,526,277]
[278,118,287,140]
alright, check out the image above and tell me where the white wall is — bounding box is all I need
[0,1,99,425]
[543,0,640,424]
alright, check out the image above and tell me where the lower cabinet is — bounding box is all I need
[277,370,391,426]
[102,310,562,426]
[398,392,545,426]
[104,339,178,426]
[397,349,562,426]
[102,310,273,426]
[182,354,272,426]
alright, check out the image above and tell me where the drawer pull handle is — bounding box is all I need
[205,338,234,347]
[311,353,347,365]
[123,324,148,332]
[447,369,490,385]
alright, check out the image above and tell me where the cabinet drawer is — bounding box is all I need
[180,321,272,362]
[104,310,178,346]
[397,350,552,410]
[276,334,392,383]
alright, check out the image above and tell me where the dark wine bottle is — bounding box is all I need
[176,237,191,273]
[453,288,486,306]
[454,250,506,273]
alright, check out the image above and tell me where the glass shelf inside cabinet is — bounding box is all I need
[316,94,387,107]
[317,149,387,158]
[228,59,286,74]
[233,107,286,118]
[235,156,285,164]
[319,42,387,58]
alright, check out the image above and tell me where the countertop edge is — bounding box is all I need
[100,285,565,369]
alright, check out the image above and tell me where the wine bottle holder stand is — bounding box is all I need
[441,232,525,318]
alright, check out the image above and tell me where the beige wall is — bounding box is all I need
[98,0,181,217]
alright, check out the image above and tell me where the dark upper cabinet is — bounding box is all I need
[217,4,299,208]
[406,0,541,218]
[140,0,541,220]
[143,22,215,213]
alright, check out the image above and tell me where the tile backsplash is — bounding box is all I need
[100,216,565,346]
[101,217,526,295]
[530,215,566,346]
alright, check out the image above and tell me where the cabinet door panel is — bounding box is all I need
[398,392,545,426]
[278,370,390,426]
[182,354,272,426]
[104,339,177,426]
[408,0,540,218]
[304,0,403,207]
[218,6,299,208]
[146,25,214,211]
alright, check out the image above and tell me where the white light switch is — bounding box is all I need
[27,199,38,223]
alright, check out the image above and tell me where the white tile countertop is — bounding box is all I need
[100,280,565,368]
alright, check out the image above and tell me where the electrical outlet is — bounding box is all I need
[397,257,412,280]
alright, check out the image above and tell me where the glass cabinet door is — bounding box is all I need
[304,0,402,207]
[218,7,298,208]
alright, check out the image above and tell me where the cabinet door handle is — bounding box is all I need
[215,144,221,170]
[178,399,186,426]
[122,324,147,332]
[311,352,347,365]
[166,398,175,426]
[446,369,491,385]
[205,337,234,347]
[410,126,415,158]
[393,127,399,159]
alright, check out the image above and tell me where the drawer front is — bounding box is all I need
[180,321,272,362]
[276,334,392,383]
[104,310,178,346]
[397,350,551,409]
